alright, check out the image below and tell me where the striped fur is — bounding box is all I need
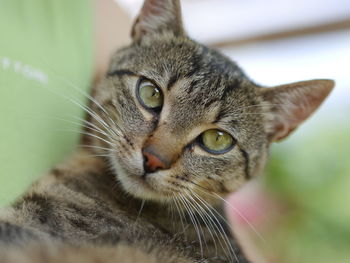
[0,0,333,262]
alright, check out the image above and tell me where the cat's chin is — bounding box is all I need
[114,166,174,202]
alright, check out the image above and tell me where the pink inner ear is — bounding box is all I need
[142,0,164,16]
[263,79,334,142]
[131,0,183,42]
[289,81,333,122]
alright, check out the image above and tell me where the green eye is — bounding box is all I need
[137,79,163,111]
[200,129,235,154]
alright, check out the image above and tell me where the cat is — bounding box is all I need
[0,0,334,262]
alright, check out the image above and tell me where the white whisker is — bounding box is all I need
[191,181,265,243]
[78,144,116,152]
[137,200,146,220]
[213,192,265,243]
[178,194,204,259]
[172,196,188,240]
[190,191,239,263]
[58,129,116,147]
[184,192,220,257]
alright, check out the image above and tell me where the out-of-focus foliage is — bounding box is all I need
[264,123,350,263]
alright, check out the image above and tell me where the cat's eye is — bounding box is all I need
[137,79,163,112]
[199,129,235,154]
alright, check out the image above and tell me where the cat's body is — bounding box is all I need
[0,150,246,263]
[0,0,333,262]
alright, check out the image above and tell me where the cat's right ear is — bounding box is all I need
[261,79,334,142]
[131,0,184,43]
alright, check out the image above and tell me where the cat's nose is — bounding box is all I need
[142,148,170,173]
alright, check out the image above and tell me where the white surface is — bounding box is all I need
[221,29,350,126]
[116,0,350,44]
[116,0,350,128]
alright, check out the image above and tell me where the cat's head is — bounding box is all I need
[90,0,333,204]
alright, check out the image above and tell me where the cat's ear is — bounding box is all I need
[261,79,334,142]
[131,0,184,42]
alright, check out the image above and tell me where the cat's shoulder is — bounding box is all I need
[0,242,195,263]
[26,149,111,200]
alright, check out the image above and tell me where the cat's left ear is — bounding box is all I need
[261,79,334,142]
[131,0,184,43]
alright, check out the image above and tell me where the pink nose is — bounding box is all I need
[142,149,168,173]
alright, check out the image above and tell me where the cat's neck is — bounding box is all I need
[68,152,226,232]
[61,151,231,260]
[101,170,227,244]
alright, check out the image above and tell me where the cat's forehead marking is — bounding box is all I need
[111,38,256,134]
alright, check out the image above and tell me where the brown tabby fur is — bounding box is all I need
[0,0,333,262]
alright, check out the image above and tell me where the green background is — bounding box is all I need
[0,0,93,205]
[265,118,350,263]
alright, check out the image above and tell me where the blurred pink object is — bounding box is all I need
[225,180,285,263]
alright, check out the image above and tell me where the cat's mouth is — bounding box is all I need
[116,165,175,201]
[129,173,157,191]
[108,146,182,201]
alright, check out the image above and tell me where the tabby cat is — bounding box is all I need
[0,0,333,262]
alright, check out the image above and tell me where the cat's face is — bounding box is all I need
[89,0,333,205]
[94,38,267,203]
